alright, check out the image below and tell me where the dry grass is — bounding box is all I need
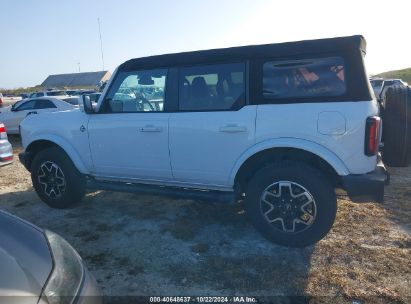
[305,168,411,303]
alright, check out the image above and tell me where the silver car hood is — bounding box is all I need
[0,211,53,301]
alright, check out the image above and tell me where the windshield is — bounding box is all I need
[12,99,25,109]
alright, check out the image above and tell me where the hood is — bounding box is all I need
[0,211,53,300]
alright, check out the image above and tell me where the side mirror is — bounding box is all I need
[81,95,94,114]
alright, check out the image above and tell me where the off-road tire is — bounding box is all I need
[244,161,337,247]
[31,147,86,208]
[381,86,411,167]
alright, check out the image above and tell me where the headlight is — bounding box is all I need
[42,230,84,304]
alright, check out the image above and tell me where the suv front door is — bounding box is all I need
[88,69,172,181]
[169,62,256,189]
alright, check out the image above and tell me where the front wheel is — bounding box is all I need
[245,161,337,247]
[31,147,86,208]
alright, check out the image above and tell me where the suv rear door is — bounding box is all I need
[88,69,172,181]
[169,62,256,188]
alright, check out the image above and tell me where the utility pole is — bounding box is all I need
[98,17,105,71]
[77,62,81,73]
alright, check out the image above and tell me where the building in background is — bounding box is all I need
[41,71,111,89]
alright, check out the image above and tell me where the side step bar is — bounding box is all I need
[87,179,236,204]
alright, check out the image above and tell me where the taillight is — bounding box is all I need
[0,124,7,140]
[364,116,381,156]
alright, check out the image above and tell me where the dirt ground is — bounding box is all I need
[0,135,410,303]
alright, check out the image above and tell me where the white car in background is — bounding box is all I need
[30,90,69,100]
[0,97,75,134]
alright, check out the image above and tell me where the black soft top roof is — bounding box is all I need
[120,35,366,71]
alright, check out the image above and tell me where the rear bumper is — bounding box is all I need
[0,140,13,166]
[0,157,13,166]
[341,158,390,203]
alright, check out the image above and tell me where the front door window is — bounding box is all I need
[102,69,167,113]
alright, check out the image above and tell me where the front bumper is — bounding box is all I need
[77,268,102,304]
[341,158,390,203]
[42,230,102,304]
[18,151,31,171]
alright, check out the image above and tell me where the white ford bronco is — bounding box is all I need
[19,35,389,247]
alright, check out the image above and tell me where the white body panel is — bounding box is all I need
[255,101,379,175]
[88,113,172,180]
[21,98,379,191]
[21,109,92,174]
[169,106,256,186]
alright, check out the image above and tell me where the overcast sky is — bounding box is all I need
[1,0,411,88]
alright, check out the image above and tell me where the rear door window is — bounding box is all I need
[35,99,57,109]
[262,57,345,99]
[178,62,246,111]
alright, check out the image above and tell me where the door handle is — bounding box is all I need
[26,111,37,116]
[140,125,162,132]
[219,125,247,133]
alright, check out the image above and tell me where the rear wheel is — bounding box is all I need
[244,161,337,247]
[31,147,85,208]
[381,86,411,167]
